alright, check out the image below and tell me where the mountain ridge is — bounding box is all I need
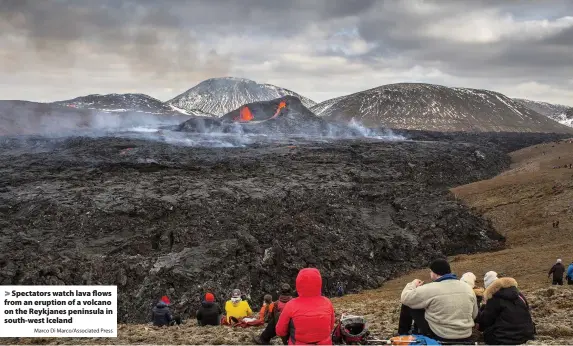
[166,77,316,116]
[53,93,177,115]
[513,98,573,128]
[310,82,573,133]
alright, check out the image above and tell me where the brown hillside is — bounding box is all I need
[377,137,573,294]
[5,139,573,345]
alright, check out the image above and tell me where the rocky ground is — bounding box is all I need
[0,133,570,345]
[392,129,571,154]
[9,286,570,345]
[0,133,510,325]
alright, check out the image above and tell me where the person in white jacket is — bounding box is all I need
[398,259,478,342]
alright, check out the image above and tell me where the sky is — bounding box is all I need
[1,0,573,106]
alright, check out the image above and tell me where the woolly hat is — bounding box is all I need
[161,295,170,305]
[429,259,451,276]
[460,272,477,288]
[280,283,291,295]
[205,293,215,302]
[557,259,562,263]
[484,271,498,289]
[231,289,241,298]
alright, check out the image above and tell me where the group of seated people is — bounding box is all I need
[399,259,536,345]
[151,259,537,345]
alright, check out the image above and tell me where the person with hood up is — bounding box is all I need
[399,259,478,342]
[548,259,565,285]
[152,296,174,327]
[276,268,335,345]
[224,289,253,323]
[253,283,294,345]
[477,272,535,345]
[197,293,222,326]
[567,260,573,285]
[460,272,485,307]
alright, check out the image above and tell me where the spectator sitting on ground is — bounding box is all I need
[460,272,485,306]
[151,296,181,326]
[399,259,478,342]
[258,294,274,323]
[197,293,222,326]
[224,289,253,323]
[276,269,335,344]
[253,283,294,345]
[477,273,535,345]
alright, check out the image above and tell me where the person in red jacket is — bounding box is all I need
[276,268,335,345]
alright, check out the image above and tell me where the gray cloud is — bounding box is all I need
[352,1,573,91]
[0,0,230,82]
[0,0,572,105]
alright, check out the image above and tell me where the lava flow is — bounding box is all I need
[234,106,254,122]
[270,100,287,119]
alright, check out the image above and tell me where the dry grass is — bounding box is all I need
[5,139,573,345]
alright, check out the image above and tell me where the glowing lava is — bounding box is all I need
[234,106,254,122]
[271,100,287,119]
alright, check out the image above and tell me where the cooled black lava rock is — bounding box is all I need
[0,136,508,323]
[391,129,572,153]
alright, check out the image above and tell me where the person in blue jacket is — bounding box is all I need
[567,260,573,285]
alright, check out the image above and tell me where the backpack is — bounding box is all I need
[332,314,370,345]
[272,300,288,323]
[262,303,274,323]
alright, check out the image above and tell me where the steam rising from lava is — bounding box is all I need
[0,98,406,148]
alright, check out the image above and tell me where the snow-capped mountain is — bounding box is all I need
[513,98,573,128]
[53,93,172,114]
[166,77,316,116]
[310,83,573,133]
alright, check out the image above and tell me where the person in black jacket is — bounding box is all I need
[197,293,222,326]
[477,277,535,345]
[548,259,565,285]
[152,300,173,327]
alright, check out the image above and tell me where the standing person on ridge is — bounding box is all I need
[548,259,565,285]
[275,268,335,345]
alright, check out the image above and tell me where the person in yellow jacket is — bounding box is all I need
[225,289,253,323]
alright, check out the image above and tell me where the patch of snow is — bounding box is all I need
[169,104,190,115]
[167,77,316,116]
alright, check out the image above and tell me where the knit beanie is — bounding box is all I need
[280,283,291,295]
[205,293,215,302]
[429,259,451,276]
[460,272,477,288]
[161,295,170,305]
[484,271,498,288]
[557,259,562,263]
